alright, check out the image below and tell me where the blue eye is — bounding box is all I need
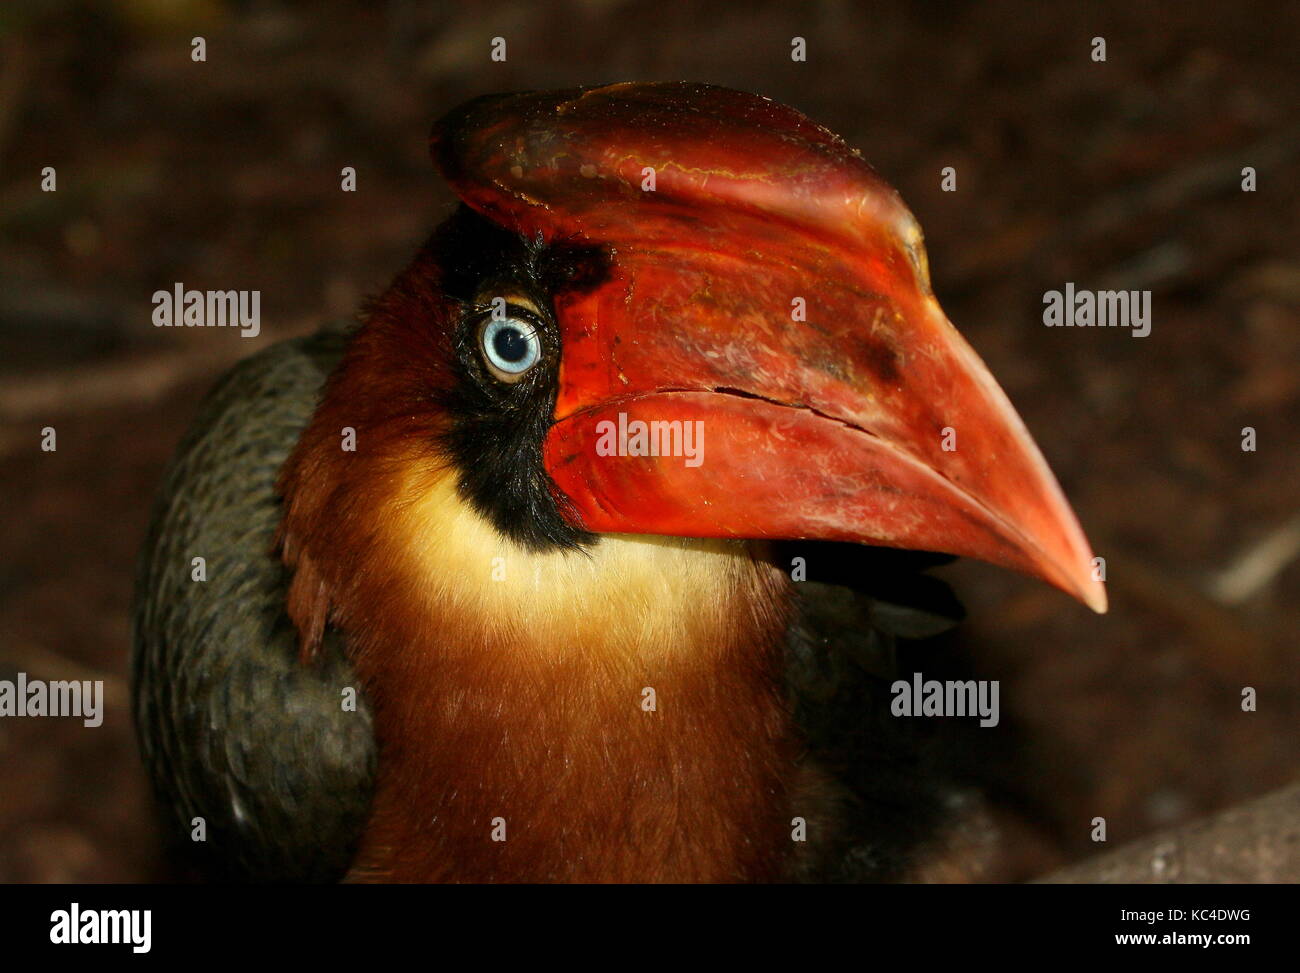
[480,316,541,381]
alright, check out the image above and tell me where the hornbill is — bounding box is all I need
[132,82,1105,883]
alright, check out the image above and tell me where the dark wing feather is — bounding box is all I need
[131,326,374,882]
[779,541,968,882]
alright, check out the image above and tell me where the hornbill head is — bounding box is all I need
[317,81,1103,610]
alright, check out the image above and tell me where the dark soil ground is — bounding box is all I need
[0,0,1296,881]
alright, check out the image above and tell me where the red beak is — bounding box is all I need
[433,83,1107,613]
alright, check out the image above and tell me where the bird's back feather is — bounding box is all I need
[131,326,374,881]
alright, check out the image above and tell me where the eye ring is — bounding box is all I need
[479,312,542,383]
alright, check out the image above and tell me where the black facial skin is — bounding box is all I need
[427,205,611,553]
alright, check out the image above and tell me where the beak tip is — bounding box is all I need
[1065,558,1108,613]
[1083,583,1109,615]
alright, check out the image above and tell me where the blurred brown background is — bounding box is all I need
[0,0,1296,882]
